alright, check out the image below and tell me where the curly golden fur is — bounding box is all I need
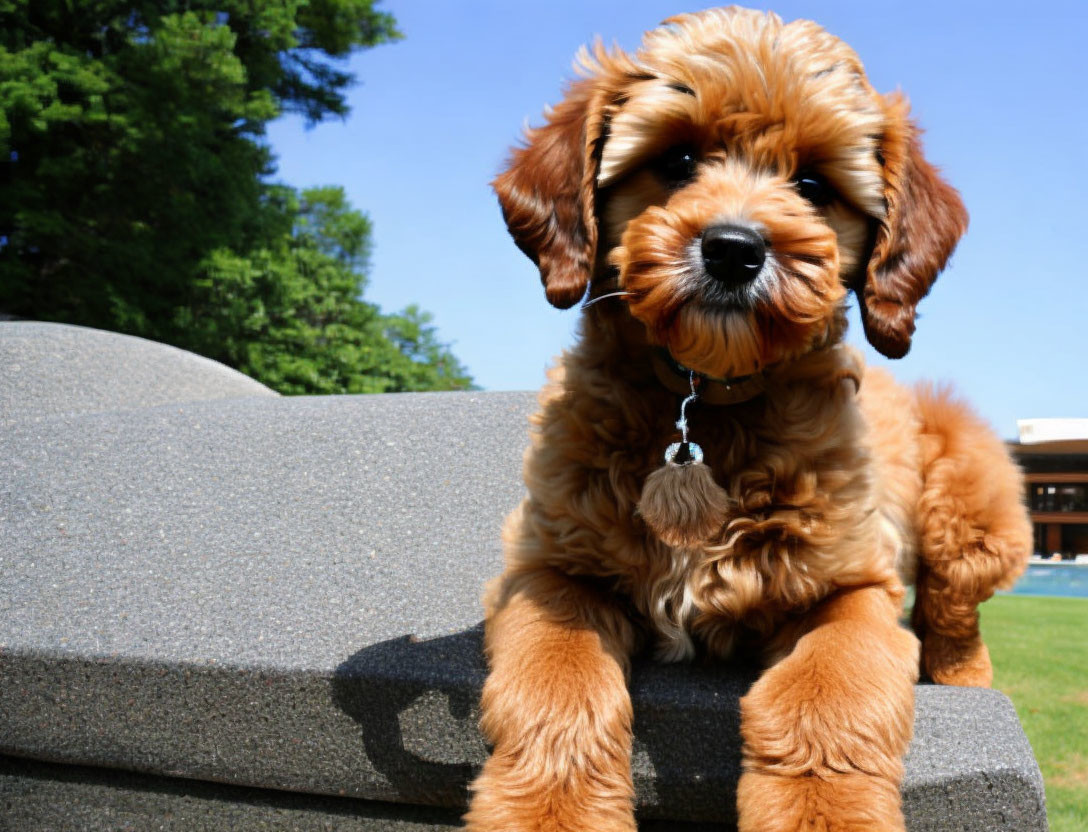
[466,8,1032,831]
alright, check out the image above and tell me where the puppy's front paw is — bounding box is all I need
[737,770,905,832]
[923,631,993,687]
[465,756,636,832]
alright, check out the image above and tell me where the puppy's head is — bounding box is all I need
[495,7,967,376]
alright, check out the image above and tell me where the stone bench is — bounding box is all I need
[0,322,1048,830]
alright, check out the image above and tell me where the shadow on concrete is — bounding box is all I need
[331,625,488,810]
[331,624,758,828]
[1,754,466,829]
[628,658,757,827]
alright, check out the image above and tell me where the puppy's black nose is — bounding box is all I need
[700,224,766,286]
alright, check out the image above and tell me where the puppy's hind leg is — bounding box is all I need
[465,567,638,832]
[911,385,1032,687]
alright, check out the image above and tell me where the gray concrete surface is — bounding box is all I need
[0,756,732,831]
[2,392,527,665]
[1,321,275,421]
[1,755,466,832]
[0,330,1048,829]
[0,328,1048,826]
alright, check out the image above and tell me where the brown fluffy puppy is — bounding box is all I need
[465,8,1032,831]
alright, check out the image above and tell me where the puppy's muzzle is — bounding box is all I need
[700,224,766,287]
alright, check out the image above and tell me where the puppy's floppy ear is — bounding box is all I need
[493,79,605,309]
[856,94,968,358]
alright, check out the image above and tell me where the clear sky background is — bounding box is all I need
[267,1,1088,439]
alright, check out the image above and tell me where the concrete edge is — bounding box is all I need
[0,644,1048,829]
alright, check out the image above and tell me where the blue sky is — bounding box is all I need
[267,1,1088,438]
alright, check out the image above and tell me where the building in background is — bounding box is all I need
[1011,419,1088,558]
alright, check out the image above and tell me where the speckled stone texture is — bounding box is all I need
[0,331,1047,830]
[0,756,738,832]
[0,321,275,421]
[1,755,465,832]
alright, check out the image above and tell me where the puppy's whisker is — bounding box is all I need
[582,291,634,309]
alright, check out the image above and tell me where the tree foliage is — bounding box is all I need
[190,186,473,394]
[0,1,473,393]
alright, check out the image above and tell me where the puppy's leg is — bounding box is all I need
[464,568,638,832]
[737,585,918,832]
[912,388,1032,687]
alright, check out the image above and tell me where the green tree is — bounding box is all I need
[0,1,473,393]
[188,186,472,393]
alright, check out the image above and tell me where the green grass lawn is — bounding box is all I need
[980,595,1088,832]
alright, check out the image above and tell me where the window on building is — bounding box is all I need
[1030,483,1088,512]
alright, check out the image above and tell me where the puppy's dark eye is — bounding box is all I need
[656,145,698,186]
[793,170,835,207]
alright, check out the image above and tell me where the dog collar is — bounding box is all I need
[651,349,766,406]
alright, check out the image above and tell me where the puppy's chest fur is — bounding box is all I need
[515,347,904,663]
[624,407,882,662]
